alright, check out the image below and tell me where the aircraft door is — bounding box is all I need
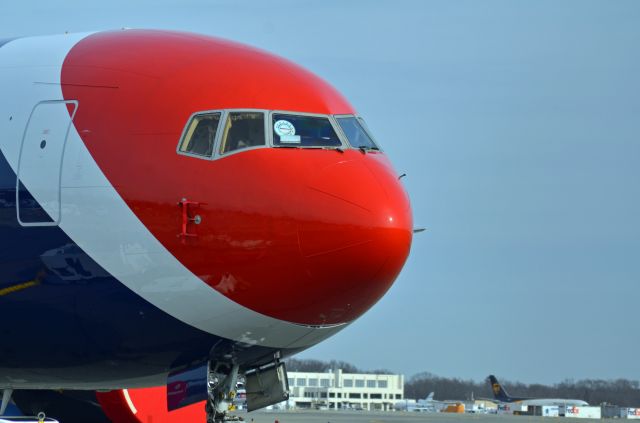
[16,100,78,226]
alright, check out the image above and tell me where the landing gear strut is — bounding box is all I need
[205,361,242,423]
[1,389,12,415]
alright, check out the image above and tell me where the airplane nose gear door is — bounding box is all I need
[16,100,78,226]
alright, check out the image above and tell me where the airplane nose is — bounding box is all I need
[297,157,412,324]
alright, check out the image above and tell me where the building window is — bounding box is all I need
[377,380,388,388]
[349,393,361,399]
[370,394,382,399]
[320,379,330,387]
[355,379,365,388]
[320,392,328,398]
[297,378,306,387]
[343,380,353,388]
[329,393,335,398]
[288,378,294,387]
[367,380,376,388]
[363,393,368,399]
[308,378,318,387]
[395,394,402,399]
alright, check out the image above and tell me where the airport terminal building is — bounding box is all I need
[285,369,404,411]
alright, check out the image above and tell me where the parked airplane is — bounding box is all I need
[394,392,467,413]
[487,375,588,407]
[0,30,413,423]
[394,392,437,412]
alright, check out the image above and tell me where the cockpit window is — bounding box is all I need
[220,112,266,154]
[336,116,378,150]
[178,113,221,157]
[272,114,342,147]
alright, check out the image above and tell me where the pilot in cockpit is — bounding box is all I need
[188,119,217,156]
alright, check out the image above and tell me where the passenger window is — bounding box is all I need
[178,113,221,157]
[220,112,265,154]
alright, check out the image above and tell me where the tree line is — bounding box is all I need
[286,359,640,407]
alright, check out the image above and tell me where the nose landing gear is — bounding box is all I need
[205,362,242,423]
[205,353,290,422]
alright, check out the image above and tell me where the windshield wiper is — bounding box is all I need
[359,145,379,154]
[324,147,344,153]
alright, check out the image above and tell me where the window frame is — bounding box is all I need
[176,110,224,160]
[333,114,382,152]
[268,110,347,149]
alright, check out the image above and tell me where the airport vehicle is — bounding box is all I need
[487,375,588,407]
[0,30,413,422]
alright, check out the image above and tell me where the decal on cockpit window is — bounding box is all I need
[273,120,300,143]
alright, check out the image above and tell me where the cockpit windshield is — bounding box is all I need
[220,112,265,154]
[272,113,342,148]
[178,110,383,160]
[335,116,378,150]
[178,113,221,157]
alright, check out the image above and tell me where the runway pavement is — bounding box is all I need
[236,410,602,423]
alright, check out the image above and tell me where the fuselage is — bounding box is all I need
[0,30,412,390]
[488,376,589,409]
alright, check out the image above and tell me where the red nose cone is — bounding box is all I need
[58,30,412,327]
[296,156,412,324]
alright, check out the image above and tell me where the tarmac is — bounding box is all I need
[236,410,603,423]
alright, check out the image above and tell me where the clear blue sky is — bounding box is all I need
[3,0,639,384]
